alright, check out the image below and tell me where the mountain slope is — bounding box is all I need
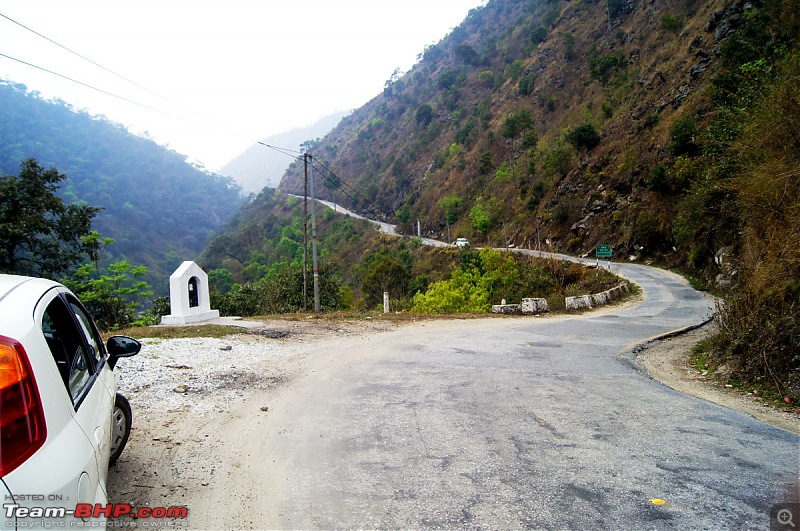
[277,0,791,265]
[0,81,243,291]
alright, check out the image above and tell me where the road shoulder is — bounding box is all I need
[636,323,799,434]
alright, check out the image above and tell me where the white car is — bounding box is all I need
[0,274,140,526]
[455,237,470,248]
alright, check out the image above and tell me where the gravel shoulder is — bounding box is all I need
[106,316,401,526]
[635,321,799,435]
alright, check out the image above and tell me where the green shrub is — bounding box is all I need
[518,73,536,96]
[565,122,600,150]
[540,139,574,179]
[438,195,464,225]
[647,165,669,192]
[502,109,535,139]
[478,70,495,88]
[589,52,624,83]
[661,14,682,33]
[563,32,575,60]
[506,60,525,80]
[668,116,699,156]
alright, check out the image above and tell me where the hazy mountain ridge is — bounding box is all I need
[220,111,349,193]
[0,81,244,292]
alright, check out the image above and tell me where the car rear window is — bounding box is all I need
[41,296,102,407]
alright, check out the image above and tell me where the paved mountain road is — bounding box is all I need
[182,260,797,529]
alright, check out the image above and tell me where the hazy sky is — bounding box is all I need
[0,0,485,171]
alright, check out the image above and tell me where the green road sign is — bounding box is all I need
[596,244,613,258]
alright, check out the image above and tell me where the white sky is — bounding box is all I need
[0,0,485,172]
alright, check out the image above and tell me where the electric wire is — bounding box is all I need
[247,142,381,217]
[311,157,391,218]
[257,142,304,162]
[0,11,392,217]
[314,162,381,216]
[1,47,382,218]
[0,12,275,161]
[0,12,210,125]
[310,161,374,214]
[0,52,190,121]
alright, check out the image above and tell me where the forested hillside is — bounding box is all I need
[0,81,243,291]
[211,0,798,397]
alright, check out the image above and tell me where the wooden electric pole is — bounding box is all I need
[303,154,309,310]
[307,153,320,312]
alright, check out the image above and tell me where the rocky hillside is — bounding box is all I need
[279,0,794,272]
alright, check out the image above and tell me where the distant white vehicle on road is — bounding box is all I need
[455,238,470,247]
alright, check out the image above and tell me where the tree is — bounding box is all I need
[668,116,699,156]
[565,122,601,151]
[438,195,464,225]
[469,196,499,236]
[563,32,575,60]
[361,255,410,308]
[68,259,153,331]
[455,44,480,66]
[416,104,434,127]
[501,110,535,139]
[0,159,99,278]
[63,233,153,330]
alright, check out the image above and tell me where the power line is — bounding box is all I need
[0,11,364,190]
[311,157,392,219]
[0,12,208,125]
[0,12,270,160]
[0,45,308,172]
[0,52,191,121]
[257,142,304,162]
[311,161,375,215]
[0,36,375,209]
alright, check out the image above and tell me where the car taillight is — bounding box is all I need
[0,335,46,477]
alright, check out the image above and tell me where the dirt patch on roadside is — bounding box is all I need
[106,316,404,526]
[636,322,799,435]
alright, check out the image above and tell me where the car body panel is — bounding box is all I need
[0,275,127,525]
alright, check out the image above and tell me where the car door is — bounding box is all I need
[41,292,115,502]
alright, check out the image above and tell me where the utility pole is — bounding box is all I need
[303,154,309,311]
[307,153,320,312]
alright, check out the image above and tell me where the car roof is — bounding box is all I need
[0,274,61,306]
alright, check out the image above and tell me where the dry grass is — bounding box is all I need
[711,52,800,399]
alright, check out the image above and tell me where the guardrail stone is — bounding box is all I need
[522,298,550,314]
[566,283,629,311]
[492,304,522,314]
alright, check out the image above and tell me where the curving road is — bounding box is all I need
[220,201,797,529]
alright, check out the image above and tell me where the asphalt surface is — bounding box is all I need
[258,262,799,529]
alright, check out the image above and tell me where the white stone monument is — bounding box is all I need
[160,261,219,325]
